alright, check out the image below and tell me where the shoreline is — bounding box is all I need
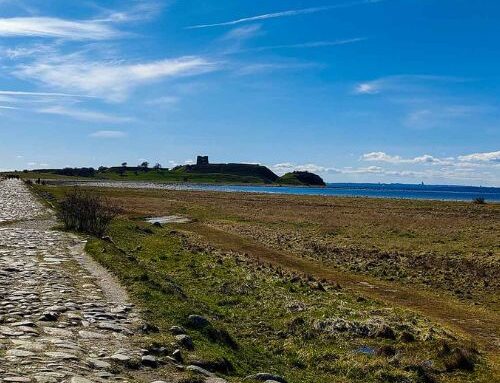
[43,178,500,203]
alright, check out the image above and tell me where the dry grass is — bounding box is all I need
[35,184,500,378]
[85,188,499,303]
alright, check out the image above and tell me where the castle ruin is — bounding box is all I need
[196,156,209,166]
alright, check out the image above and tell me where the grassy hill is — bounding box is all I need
[4,164,325,186]
[278,171,326,186]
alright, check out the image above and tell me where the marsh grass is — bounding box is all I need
[81,218,493,383]
[33,184,498,382]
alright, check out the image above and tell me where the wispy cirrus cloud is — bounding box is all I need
[37,105,132,123]
[94,0,166,23]
[15,54,219,102]
[239,37,367,53]
[0,90,94,98]
[222,24,263,42]
[89,130,127,139]
[235,61,321,76]
[187,0,383,29]
[0,17,122,40]
[353,74,469,95]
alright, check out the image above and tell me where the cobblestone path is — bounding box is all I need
[0,179,163,383]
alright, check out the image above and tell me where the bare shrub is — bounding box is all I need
[58,188,118,236]
[443,347,478,372]
[473,197,486,204]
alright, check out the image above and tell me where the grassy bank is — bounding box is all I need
[85,217,491,382]
[33,184,499,382]
[53,185,499,309]
[3,170,270,184]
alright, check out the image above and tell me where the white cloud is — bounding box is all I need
[458,151,500,163]
[271,162,339,175]
[38,106,132,123]
[353,75,468,95]
[0,90,93,98]
[354,82,379,94]
[357,151,499,184]
[187,0,383,29]
[96,1,165,23]
[15,55,218,101]
[222,24,262,41]
[361,152,445,164]
[3,44,55,59]
[89,130,127,138]
[236,62,320,76]
[145,96,179,105]
[0,17,121,40]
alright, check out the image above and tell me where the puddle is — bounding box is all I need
[355,346,375,355]
[146,215,191,224]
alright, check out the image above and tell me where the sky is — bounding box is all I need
[0,0,499,186]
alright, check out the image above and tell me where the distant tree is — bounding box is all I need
[119,162,127,176]
[153,163,162,171]
[54,167,96,178]
[139,161,149,172]
[98,166,107,173]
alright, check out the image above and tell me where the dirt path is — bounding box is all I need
[0,179,167,382]
[184,222,500,365]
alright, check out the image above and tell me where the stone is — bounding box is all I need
[244,373,287,383]
[110,353,131,363]
[186,365,215,377]
[38,312,59,321]
[175,334,194,350]
[88,358,111,369]
[187,314,211,328]
[141,355,159,367]
[79,330,107,339]
[172,348,183,362]
[6,349,36,357]
[44,351,78,360]
[169,325,186,335]
[70,377,93,383]
[43,326,72,337]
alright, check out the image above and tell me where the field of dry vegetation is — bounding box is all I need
[35,184,500,382]
[99,188,500,308]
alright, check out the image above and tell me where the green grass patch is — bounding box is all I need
[84,218,493,383]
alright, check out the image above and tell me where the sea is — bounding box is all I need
[75,181,500,202]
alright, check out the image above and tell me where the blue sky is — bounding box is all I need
[0,0,499,185]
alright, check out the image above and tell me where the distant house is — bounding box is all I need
[197,156,209,166]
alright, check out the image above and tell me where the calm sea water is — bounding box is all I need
[77,181,500,202]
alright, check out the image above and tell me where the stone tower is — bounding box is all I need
[196,156,209,166]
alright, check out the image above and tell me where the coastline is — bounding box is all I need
[44,178,500,203]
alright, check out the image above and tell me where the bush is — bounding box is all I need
[443,347,477,372]
[473,197,486,204]
[53,167,96,177]
[58,188,118,236]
